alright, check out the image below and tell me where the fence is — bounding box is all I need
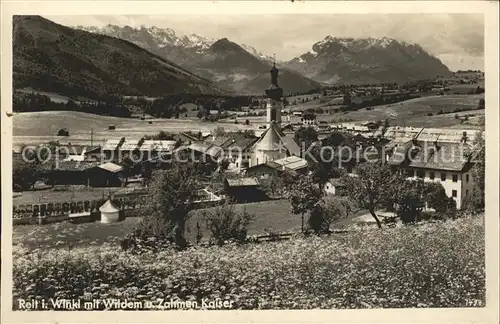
[13,189,224,225]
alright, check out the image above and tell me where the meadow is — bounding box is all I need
[12,111,254,148]
[325,93,484,125]
[13,215,485,309]
[12,198,366,251]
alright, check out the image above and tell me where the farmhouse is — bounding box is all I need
[102,138,125,161]
[45,161,99,185]
[272,156,309,173]
[224,177,266,202]
[386,139,477,209]
[87,162,125,187]
[323,178,346,196]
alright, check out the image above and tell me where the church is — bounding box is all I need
[247,63,301,168]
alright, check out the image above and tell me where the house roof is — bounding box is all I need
[140,140,176,152]
[99,199,120,213]
[103,139,122,151]
[120,138,141,151]
[226,177,260,187]
[246,161,298,176]
[273,156,308,171]
[98,162,124,173]
[47,161,100,171]
[387,140,473,171]
[326,178,345,187]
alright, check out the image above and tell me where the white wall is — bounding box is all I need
[324,182,336,195]
[408,168,471,209]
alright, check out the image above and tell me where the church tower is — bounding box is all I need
[265,61,283,129]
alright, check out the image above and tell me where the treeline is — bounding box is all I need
[124,94,255,118]
[13,92,132,117]
[342,92,419,111]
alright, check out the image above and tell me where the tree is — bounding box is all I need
[136,163,200,248]
[213,126,225,137]
[294,126,318,149]
[340,163,397,228]
[465,130,485,212]
[286,174,322,232]
[13,161,38,191]
[245,119,250,125]
[201,201,254,246]
[308,196,352,234]
[478,98,485,109]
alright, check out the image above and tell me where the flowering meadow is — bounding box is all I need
[13,215,485,310]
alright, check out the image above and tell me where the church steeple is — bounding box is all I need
[265,56,283,101]
[270,62,279,87]
[265,55,283,129]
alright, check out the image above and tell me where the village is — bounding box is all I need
[7,11,492,314]
[12,62,484,235]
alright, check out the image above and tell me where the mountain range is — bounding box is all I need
[13,15,225,101]
[285,36,452,84]
[75,24,320,95]
[13,16,453,101]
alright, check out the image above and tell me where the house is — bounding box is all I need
[173,142,223,164]
[102,138,125,161]
[44,161,100,185]
[272,156,309,174]
[87,162,125,187]
[224,177,266,202]
[221,134,258,171]
[323,178,346,196]
[174,132,201,145]
[248,122,301,167]
[245,161,298,180]
[302,113,316,126]
[317,120,330,130]
[386,140,476,209]
[60,145,101,162]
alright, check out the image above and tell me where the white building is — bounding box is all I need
[386,140,478,209]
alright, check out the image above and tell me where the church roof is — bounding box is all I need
[252,122,300,156]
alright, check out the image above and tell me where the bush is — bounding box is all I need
[308,196,352,234]
[201,202,255,246]
[427,112,433,116]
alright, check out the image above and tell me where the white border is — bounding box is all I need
[1,2,499,323]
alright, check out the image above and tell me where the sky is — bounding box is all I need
[47,14,484,71]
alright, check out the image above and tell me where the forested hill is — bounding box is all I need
[13,15,226,101]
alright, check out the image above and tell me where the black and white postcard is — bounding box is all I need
[1,1,499,323]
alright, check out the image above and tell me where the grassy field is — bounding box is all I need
[13,215,485,309]
[12,199,365,250]
[12,111,255,148]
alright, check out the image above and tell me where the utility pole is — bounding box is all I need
[90,128,94,147]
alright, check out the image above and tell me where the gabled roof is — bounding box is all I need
[140,140,176,152]
[387,140,473,171]
[226,177,260,187]
[98,162,124,173]
[99,199,120,213]
[102,139,122,151]
[273,156,308,171]
[120,138,141,151]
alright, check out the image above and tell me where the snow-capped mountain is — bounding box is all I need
[285,36,452,84]
[75,24,317,94]
[75,24,274,63]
